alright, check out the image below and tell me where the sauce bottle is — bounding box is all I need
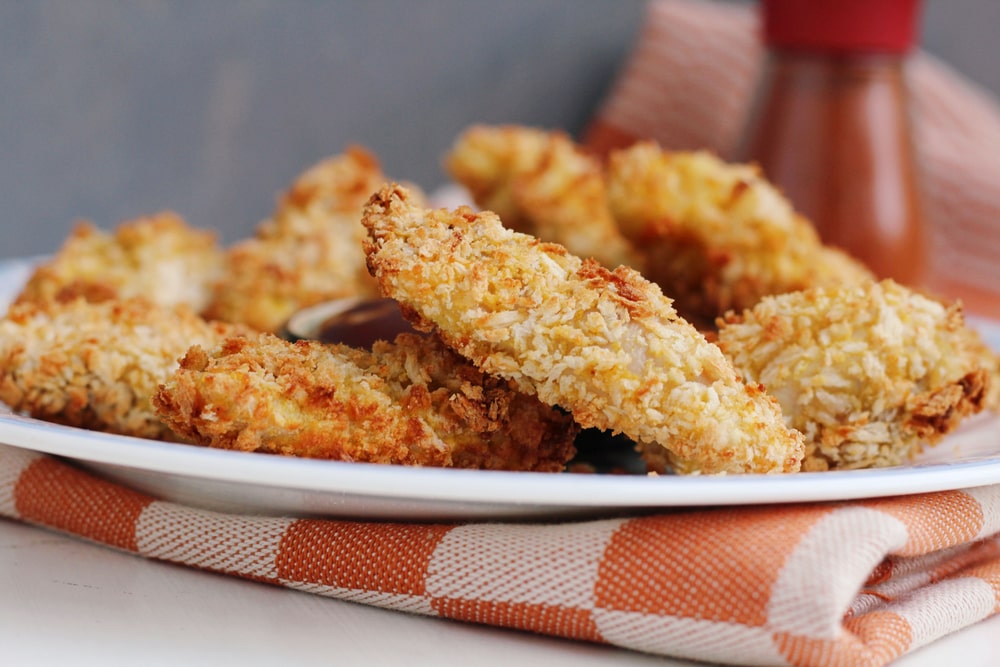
[737,0,926,286]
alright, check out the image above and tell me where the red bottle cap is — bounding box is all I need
[762,0,922,53]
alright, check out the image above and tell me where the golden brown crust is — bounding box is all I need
[717,280,987,470]
[605,143,875,326]
[0,298,246,439]
[445,125,642,271]
[362,184,804,475]
[959,325,1000,412]
[15,213,223,312]
[204,147,410,332]
[153,332,577,470]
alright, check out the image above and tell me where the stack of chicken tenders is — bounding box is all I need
[1,125,996,476]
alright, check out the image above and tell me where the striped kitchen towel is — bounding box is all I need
[585,0,1000,314]
[2,442,999,667]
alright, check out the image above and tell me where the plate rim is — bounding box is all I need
[2,409,1000,509]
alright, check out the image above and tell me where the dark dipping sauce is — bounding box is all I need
[316,298,419,349]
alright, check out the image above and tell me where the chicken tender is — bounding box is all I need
[153,332,578,471]
[14,212,222,312]
[605,143,874,327]
[361,184,804,475]
[0,298,246,440]
[716,280,989,470]
[445,125,642,271]
[205,147,407,333]
[961,326,1000,412]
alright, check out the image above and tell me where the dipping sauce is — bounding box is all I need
[316,298,419,349]
[737,0,926,287]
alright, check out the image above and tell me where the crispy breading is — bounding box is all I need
[361,184,804,475]
[605,143,874,327]
[716,280,988,470]
[961,326,1000,412]
[445,125,642,271]
[153,332,578,471]
[204,147,408,333]
[14,212,223,312]
[0,298,246,440]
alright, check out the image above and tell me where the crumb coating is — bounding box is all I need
[362,184,804,474]
[0,298,245,439]
[15,212,222,312]
[446,125,642,271]
[204,147,399,332]
[153,332,577,470]
[960,325,1000,412]
[606,143,874,326]
[717,280,988,470]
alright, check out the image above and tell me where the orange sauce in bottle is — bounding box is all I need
[738,0,927,287]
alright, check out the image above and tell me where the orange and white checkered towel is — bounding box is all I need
[585,0,1000,312]
[2,442,999,667]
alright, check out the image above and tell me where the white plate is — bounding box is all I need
[1,408,999,520]
[2,257,1000,521]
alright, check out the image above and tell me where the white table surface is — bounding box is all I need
[2,518,997,667]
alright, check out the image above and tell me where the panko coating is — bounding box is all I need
[961,325,1000,412]
[445,125,643,271]
[153,332,578,471]
[14,212,223,312]
[605,143,874,327]
[204,147,410,333]
[362,184,804,475]
[0,298,247,440]
[716,280,988,470]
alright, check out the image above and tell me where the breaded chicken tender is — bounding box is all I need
[362,184,804,475]
[445,125,642,271]
[153,332,578,471]
[204,147,406,333]
[0,298,246,440]
[14,212,222,312]
[961,326,1000,412]
[605,143,874,327]
[716,280,988,471]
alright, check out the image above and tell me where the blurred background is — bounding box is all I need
[1,0,998,258]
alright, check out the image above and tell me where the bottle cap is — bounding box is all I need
[762,0,922,53]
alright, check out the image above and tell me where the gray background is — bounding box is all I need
[1,0,997,259]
